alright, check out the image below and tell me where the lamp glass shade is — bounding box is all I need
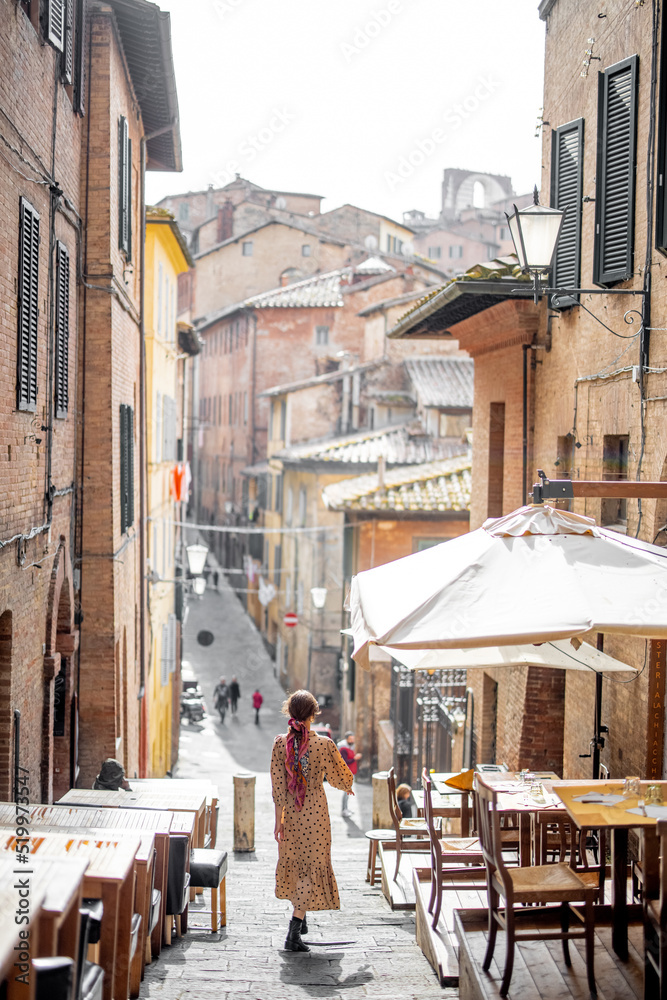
[192,576,206,595]
[506,203,565,272]
[311,587,327,609]
[186,543,209,576]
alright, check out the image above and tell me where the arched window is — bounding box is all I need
[472,180,485,208]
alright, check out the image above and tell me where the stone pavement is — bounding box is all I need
[141,575,457,999]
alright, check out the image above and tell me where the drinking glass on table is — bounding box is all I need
[646,784,663,805]
[622,776,641,798]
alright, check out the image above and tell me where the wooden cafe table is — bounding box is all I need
[128,779,219,846]
[477,771,562,866]
[0,830,140,1000]
[0,803,173,961]
[554,780,664,960]
[429,772,473,835]
[57,787,207,849]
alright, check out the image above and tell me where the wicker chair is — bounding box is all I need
[422,769,487,929]
[476,776,598,998]
[387,767,429,880]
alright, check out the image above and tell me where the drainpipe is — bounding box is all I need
[522,343,529,505]
[138,138,148,775]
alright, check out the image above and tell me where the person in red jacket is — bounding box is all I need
[336,731,362,817]
[253,689,264,725]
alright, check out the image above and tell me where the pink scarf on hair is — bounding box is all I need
[285,718,310,811]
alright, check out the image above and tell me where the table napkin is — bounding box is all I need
[572,792,625,805]
[626,804,667,818]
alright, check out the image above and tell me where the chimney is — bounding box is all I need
[217,200,234,243]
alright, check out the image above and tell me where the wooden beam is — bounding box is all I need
[571,481,667,499]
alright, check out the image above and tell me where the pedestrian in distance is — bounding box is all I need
[396,783,413,818]
[271,689,354,952]
[213,569,219,590]
[230,676,241,714]
[213,676,230,723]
[336,730,362,817]
[252,688,263,724]
[93,758,131,791]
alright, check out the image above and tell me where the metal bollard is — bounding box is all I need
[233,772,256,852]
[372,770,393,829]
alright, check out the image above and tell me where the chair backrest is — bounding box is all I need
[657,819,667,924]
[421,769,438,843]
[474,776,510,889]
[387,767,402,834]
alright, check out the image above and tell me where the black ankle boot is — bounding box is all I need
[301,915,308,935]
[284,916,310,952]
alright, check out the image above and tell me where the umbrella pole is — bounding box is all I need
[592,671,603,780]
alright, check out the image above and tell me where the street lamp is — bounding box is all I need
[506,188,646,321]
[506,189,565,304]
[310,587,327,609]
[186,543,208,598]
[185,543,208,576]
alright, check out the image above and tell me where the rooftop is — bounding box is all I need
[273,422,468,467]
[259,360,384,398]
[405,356,474,409]
[321,455,472,513]
[247,269,346,309]
[108,0,182,172]
[146,207,194,267]
[388,256,533,339]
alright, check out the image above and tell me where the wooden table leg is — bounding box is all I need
[99,883,119,1000]
[611,827,629,960]
[520,813,532,867]
[461,795,471,838]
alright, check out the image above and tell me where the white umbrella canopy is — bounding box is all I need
[349,504,667,669]
[383,638,638,674]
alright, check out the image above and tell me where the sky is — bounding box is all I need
[145,0,546,222]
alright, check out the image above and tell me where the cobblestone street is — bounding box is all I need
[141,576,456,999]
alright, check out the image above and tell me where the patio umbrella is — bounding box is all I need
[348,504,667,670]
[384,637,638,674]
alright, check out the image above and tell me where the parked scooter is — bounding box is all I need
[180,690,206,724]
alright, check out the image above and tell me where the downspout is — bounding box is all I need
[138,137,147,775]
[522,343,529,505]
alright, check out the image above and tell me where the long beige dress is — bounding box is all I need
[271,731,353,911]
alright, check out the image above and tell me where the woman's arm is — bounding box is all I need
[274,803,285,842]
[325,739,355,792]
[270,738,287,809]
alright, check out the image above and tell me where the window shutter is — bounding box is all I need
[156,391,162,463]
[550,118,584,307]
[593,55,639,285]
[63,0,74,84]
[118,117,130,255]
[55,242,70,417]
[126,138,132,261]
[120,404,135,533]
[73,0,87,114]
[47,0,66,52]
[17,198,40,412]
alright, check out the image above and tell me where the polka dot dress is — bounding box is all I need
[271,731,353,911]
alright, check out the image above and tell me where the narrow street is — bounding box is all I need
[141,576,456,999]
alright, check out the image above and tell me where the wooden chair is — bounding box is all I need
[476,777,598,998]
[387,767,429,881]
[644,818,667,998]
[422,769,487,929]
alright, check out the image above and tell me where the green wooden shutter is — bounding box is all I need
[550,118,584,307]
[55,242,70,417]
[593,55,639,285]
[120,404,134,533]
[118,117,130,255]
[127,405,135,528]
[17,198,40,412]
[126,138,132,261]
[73,0,87,115]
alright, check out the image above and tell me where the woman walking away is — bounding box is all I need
[271,690,354,952]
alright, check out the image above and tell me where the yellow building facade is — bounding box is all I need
[145,209,193,775]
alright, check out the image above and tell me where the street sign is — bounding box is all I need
[283,611,298,628]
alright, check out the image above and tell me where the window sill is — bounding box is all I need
[600,521,628,535]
